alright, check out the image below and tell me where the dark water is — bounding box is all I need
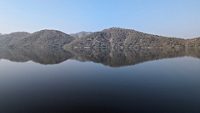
[1,47,200,113]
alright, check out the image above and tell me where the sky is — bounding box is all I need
[0,0,200,38]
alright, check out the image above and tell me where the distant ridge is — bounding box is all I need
[65,27,186,49]
[0,32,30,47]
[14,30,74,48]
[0,29,74,49]
[0,27,200,50]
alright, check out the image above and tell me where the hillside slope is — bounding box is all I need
[12,30,74,49]
[0,32,30,47]
[65,28,186,49]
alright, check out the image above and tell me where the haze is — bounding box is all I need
[0,0,200,38]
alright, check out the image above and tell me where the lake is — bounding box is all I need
[0,47,200,113]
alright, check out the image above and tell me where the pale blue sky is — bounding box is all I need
[0,0,200,38]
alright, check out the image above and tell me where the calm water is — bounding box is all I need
[1,47,200,113]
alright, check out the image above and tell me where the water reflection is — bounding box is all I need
[1,46,200,113]
[1,46,200,66]
[0,46,73,64]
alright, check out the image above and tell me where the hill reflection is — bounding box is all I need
[0,46,200,67]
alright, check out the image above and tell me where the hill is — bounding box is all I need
[0,32,30,47]
[12,30,74,49]
[65,28,186,49]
